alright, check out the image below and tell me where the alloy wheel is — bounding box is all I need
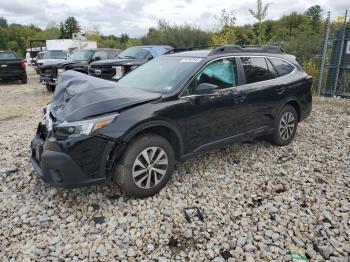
[279,112,295,141]
[132,147,168,189]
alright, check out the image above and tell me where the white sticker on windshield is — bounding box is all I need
[180,58,202,63]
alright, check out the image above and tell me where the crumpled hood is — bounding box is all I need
[90,58,147,67]
[50,70,161,123]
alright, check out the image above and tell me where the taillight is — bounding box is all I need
[20,60,26,70]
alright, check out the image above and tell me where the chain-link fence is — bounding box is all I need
[317,10,350,97]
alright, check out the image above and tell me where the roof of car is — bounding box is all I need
[136,45,174,49]
[167,50,212,58]
[76,48,121,51]
[167,45,296,62]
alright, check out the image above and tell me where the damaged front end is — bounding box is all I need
[30,104,116,188]
[30,70,161,188]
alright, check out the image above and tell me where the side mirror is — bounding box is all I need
[194,83,218,95]
[94,56,102,61]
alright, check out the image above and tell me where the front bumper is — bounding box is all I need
[30,124,116,188]
[40,75,57,86]
[0,70,27,79]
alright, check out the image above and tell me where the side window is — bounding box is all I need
[93,51,108,60]
[269,58,295,76]
[241,57,276,84]
[187,58,238,95]
[266,59,278,78]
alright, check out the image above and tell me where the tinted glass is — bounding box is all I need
[187,58,237,94]
[241,57,275,84]
[67,50,93,61]
[43,50,67,59]
[118,47,151,59]
[0,52,17,60]
[118,56,201,94]
[269,58,295,76]
[266,59,278,78]
[93,51,108,60]
[37,52,45,60]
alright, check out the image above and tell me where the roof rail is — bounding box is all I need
[169,45,221,54]
[208,45,285,55]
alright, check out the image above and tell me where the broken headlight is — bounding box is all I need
[54,114,119,138]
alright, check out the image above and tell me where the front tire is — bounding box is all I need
[46,84,55,92]
[114,134,175,198]
[267,105,298,146]
[21,77,27,84]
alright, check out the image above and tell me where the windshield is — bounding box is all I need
[118,56,203,94]
[118,47,151,59]
[43,50,67,59]
[0,52,17,60]
[67,50,93,61]
[37,52,45,60]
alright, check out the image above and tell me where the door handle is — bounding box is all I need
[276,86,286,95]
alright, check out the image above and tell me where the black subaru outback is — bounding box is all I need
[31,45,312,198]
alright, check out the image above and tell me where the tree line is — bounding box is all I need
[0,1,342,91]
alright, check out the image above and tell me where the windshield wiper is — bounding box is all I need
[120,55,135,59]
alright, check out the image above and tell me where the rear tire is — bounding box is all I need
[114,134,175,198]
[46,84,55,92]
[267,105,298,146]
[21,78,27,84]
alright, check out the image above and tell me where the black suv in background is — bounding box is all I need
[88,45,173,80]
[31,45,312,198]
[40,48,121,91]
[0,51,27,84]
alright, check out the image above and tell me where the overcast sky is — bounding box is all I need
[0,0,348,37]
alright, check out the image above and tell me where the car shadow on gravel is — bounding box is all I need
[0,79,23,85]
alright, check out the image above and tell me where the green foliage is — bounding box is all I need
[305,5,323,31]
[211,9,237,46]
[142,20,211,48]
[302,59,319,93]
[59,17,81,39]
[249,0,270,45]
[0,17,8,28]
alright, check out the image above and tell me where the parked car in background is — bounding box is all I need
[35,50,67,74]
[31,45,312,198]
[40,48,121,91]
[88,45,173,80]
[33,51,46,73]
[0,51,27,84]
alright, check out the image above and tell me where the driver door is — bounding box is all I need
[181,57,247,154]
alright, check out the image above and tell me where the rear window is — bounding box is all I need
[269,58,295,76]
[241,57,276,84]
[0,52,17,60]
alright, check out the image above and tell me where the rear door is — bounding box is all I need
[237,56,280,133]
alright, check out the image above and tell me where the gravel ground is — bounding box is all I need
[0,67,349,261]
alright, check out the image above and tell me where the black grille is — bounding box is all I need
[89,65,116,79]
[40,66,57,77]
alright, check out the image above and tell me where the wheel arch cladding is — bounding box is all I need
[124,122,183,160]
[285,100,301,121]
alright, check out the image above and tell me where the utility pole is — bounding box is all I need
[333,10,348,96]
[317,12,331,96]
